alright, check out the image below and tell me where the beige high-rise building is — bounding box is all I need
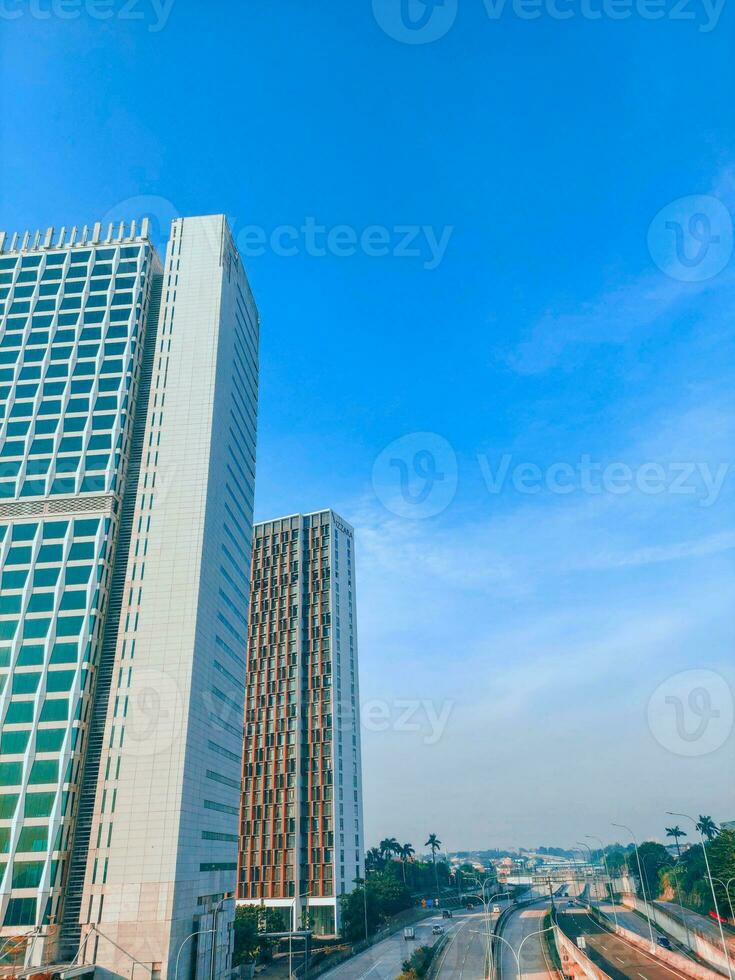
[238,510,364,937]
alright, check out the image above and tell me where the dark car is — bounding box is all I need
[657,936,673,950]
[442,909,453,919]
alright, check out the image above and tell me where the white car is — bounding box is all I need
[432,925,445,936]
[492,905,502,914]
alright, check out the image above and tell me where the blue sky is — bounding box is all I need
[1,0,733,850]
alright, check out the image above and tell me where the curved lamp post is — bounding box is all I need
[612,822,655,951]
[667,811,733,980]
[174,929,214,980]
[586,835,619,930]
[712,878,735,925]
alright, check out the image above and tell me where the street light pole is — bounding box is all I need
[290,888,312,979]
[586,835,619,930]
[174,929,214,980]
[667,811,733,980]
[577,842,597,905]
[612,822,655,952]
[712,879,735,925]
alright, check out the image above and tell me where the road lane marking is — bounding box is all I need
[355,957,387,980]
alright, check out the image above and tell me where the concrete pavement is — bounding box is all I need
[319,913,445,980]
[558,908,694,980]
[432,909,492,980]
[497,902,555,980]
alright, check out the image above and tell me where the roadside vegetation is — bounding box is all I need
[397,944,439,980]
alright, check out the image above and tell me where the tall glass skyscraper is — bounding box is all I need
[0,215,258,979]
[238,510,364,937]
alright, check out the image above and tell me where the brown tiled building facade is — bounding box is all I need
[237,510,364,936]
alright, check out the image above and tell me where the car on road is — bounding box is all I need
[432,925,445,935]
[492,905,502,914]
[441,909,453,919]
[657,936,673,949]
[403,927,416,940]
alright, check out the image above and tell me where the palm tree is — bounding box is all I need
[666,826,687,861]
[400,843,415,884]
[425,833,442,895]
[380,837,401,864]
[365,847,383,872]
[696,816,719,841]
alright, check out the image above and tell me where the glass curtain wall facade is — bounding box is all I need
[0,215,259,980]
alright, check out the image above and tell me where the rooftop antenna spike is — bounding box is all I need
[140,217,150,240]
[10,233,18,251]
[81,225,89,245]
[44,228,53,248]
[69,226,78,246]
[57,227,66,247]
[105,223,114,243]
[116,221,124,242]
[21,231,30,250]
[129,219,137,240]
[32,230,41,249]
[0,232,6,253]
[92,222,101,244]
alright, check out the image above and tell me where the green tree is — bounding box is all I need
[233,903,284,965]
[380,837,401,864]
[398,945,436,979]
[400,842,416,884]
[425,833,442,895]
[666,826,687,861]
[632,842,673,900]
[707,828,735,917]
[696,816,719,841]
[339,872,413,942]
[605,848,629,875]
[366,846,384,872]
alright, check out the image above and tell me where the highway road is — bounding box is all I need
[558,908,695,980]
[320,913,445,980]
[497,902,556,980]
[591,902,706,965]
[657,902,735,954]
[432,909,493,980]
